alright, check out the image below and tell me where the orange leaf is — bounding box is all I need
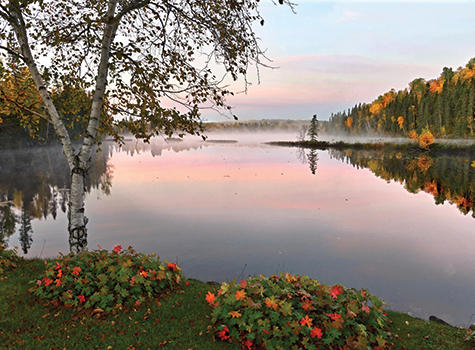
[235,289,246,301]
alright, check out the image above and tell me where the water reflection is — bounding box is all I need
[296,148,319,175]
[0,145,113,250]
[324,149,475,218]
[3,137,475,326]
[0,137,233,251]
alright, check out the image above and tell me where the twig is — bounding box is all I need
[38,239,46,258]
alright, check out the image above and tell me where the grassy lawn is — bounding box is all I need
[1,258,472,350]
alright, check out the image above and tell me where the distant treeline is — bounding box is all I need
[327,57,475,138]
[204,119,313,132]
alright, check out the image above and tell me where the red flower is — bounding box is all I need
[217,325,229,341]
[326,312,342,321]
[139,271,148,278]
[300,315,313,328]
[55,279,61,287]
[167,263,178,272]
[243,338,253,349]
[78,295,86,303]
[55,262,61,270]
[42,276,52,286]
[72,266,81,276]
[329,285,344,300]
[310,327,323,339]
[205,291,216,304]
[113,245,122,253]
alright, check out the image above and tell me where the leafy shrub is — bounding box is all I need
[206,273,390,350]
[29,245,182,312]
[418,127,434,149]
[0,244,22,275]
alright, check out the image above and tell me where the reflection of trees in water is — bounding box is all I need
[109,137,206,157]
[19,208,33,254]
[329,149,475,218]
[307,149,318,175]
[0,200,16,245]
[297,147,319,175]
[0,144,113,250]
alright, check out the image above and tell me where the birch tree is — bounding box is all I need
[0,0,294,253]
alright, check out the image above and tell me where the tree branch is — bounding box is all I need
[0,87,51,123]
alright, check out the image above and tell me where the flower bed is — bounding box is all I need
[206,273,390,349]
[30,245,182,312]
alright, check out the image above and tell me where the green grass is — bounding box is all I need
[1,258,472,350]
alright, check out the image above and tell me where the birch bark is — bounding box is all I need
[8,0,120,253]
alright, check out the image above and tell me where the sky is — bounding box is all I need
[204,0,475,122]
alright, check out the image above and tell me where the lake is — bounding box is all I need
[1,132,475,326]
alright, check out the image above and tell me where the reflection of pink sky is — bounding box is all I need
[22,143,473,325]
[108,147,474,266]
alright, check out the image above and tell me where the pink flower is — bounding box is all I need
[135,300,141,306]
[113,245,122,253]
[362,302,370,314]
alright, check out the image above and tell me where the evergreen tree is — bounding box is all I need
[307,114,320,141]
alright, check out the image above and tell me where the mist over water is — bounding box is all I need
[2,132,475,326]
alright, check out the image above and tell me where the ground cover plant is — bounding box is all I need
[0,244,22,276]
[206,273,390,350]
[29,245,182,312]
[0,246,474,349]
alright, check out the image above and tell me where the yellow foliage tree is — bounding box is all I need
[429,80,443,93]
[369,103,382,115]
[345,116,353,129]
[408,130,418,140]
[397,116,404,129]
[418,127,434,148]
[0,63,45,135]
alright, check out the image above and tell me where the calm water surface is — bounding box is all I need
[3,133,475,326]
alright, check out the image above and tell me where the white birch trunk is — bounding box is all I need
[9,0,120,253]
